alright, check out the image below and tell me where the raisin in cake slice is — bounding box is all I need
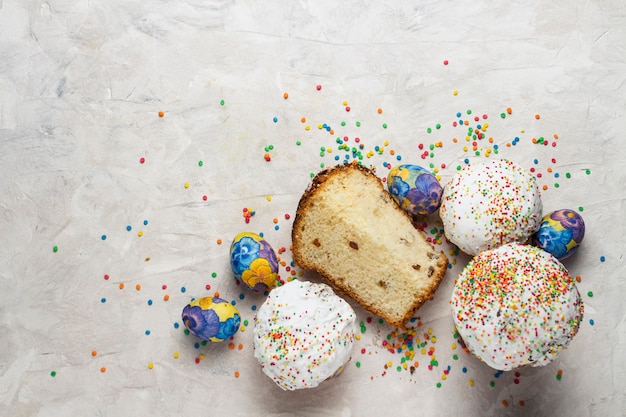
[292,163,448,328]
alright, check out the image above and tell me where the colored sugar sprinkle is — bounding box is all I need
[52,245,58,252]
[600,256,606,262]
[50,371,56,377]
[587,291,593,297]
[63,84,599,392]
[101,235,107,240]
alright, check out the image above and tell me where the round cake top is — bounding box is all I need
[440,159,542,255]
[451,243,584,371]
[253,279,357,390]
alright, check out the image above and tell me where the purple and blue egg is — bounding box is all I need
[387,164,443,216]
[230,232,279,292]
[181,296,241,342]
[534,209,585,260]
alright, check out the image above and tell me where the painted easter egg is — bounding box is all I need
[534,209,585,260]
[387,164,443,216]
[230,232,279,291]
[181,296,241,342]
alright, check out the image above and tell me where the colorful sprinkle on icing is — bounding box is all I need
[253,280,356,390]
[451,243,584,371]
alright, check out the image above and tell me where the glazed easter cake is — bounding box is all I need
[253,280,357,390]
[451,243,584,371]
[439,159,543,256]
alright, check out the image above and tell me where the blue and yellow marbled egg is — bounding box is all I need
[182,296,241,342]
[534,209,585,260]
[387,164,443,216]
[230,232,279,292]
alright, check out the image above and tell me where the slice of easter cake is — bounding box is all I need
[291,163,448,328]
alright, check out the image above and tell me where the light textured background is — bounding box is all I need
[1,1,625,416]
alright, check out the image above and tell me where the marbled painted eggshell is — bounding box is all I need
[181,296,241,342]
[534,209,585,260]
[230,232,279,291]
[387,164,443,216]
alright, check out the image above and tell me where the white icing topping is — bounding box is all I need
[253,280,356,390]
[439,159,543,255]
[451,243,584,371]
